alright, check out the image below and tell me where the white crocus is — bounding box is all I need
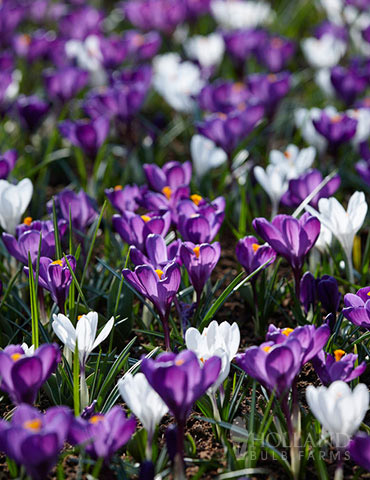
[52,311,114,367]
[65,35,106,86]
[306,381,369,448]
[119,373,168,457]
[269,144,316,180]
[347,108,370,145]
[21,343,35,356]
[190,134,227,178]
[185,320,240,394]
[301,34,346,69]
[348,11,370,57]
[184,33,225,69]
[320,0,344,25]
[254,164,289,219]
[210,0,273,30]
[295,107,328,153]
[153,53,205,113]
[315,68,335,98]
[0,178,33,234]
[306,192,368,283]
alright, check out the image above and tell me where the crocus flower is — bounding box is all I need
[198,80,251,114]
[342,286,370,329]
[52,188,98,234]
[0,178,33,234]
[44,66,89,103]
[52,311,114,368]
[143,161,192,193]
[246,72,290,118]
[253,164,289,218]
[0,404,72,480]
[118,372,168,455]
[2,218,67,265]
[349,433,370,471]
[177,196,225,243]
[113,210,171,251]
[236,339,302,398]
[59,6,103,40]
[330,66,367,105]
[269,144,316,180]
[122,262,181,350]
[123,30,161,61]
[306,381,369,447]
[130,233,180,269]
[0,149,17,179]
[300,272,341,314]
[281,169,341,209]
[236,236,276,277]
[306,192,368,283]
[0,343,61,404]
[26,256,76,312]
[295,108,328,153]
[256,35,295,72]
[185,320,240,392]
[184,33,225,71]
[16,95,50,131]
[141,350,221,460]
[68,406,136,461]
[180,241,221,301]
[312,349,366,385]
[223,28,267,63]
[59,117,109,158]
[210,0,272,30]
[301,34,346,69]
[312,110,358,147]
[105,184,140,214]
[252,213,321,290]
[190,134,227,179]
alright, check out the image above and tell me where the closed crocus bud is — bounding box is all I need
[0,343,61,405]
[0,149,17,179]
[59,117,109,158]
[143,160,192,193]
[180,241,221,300]
[236,236,276,277]
[0,178,33,234]
[68,406,136,461]
[342,286,370,329]
[306,381,369,448]
[317,275,341,314]
[16,95,50,131]
[223,28,268,63]
[53,188,98,233]
[349,433,370,471]
[299,271,317,313]
[312,349,366,385]
[0,404,72,480]
[44,66,89,103]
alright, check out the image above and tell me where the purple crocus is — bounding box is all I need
[141,350,221,460]
[59,117,109,158]
[99,35,128,70]
[25,256,76,313]
[59,6,103,40]
[139,186,190,223]
[300,272,341,315]
[342,286,370,329]
[2,218,68,265]
[180,241,221,301]
[44,67,89,103]
[53,189,98,234]
[143,161,192,193]
[198,80,251,114]
[312,349,366,385]
[281,169,341,209]
[113,210,171,251]
[122,261,181,350]
[0,149,16,179]
[123,30,162,61]
[356,158,370,185]
[252,213,321,293]
[130,233,181,268]
[197,105,264,154]
[0,343,61,404]
[105,184,141,214]
[0,404,72,480]
[68,406,136,461]
[330,66,367,105]
[314,22,348,43]
[16,95,50,131]
[246,72,291,118]
[312,112,358,148]
[349,433,370,471]
[223,29,268,64]
[256,35,295,73]
[177,196,225,244]
[236,236,276,277]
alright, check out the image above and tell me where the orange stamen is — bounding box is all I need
[23,217,32,226]
[190,194,202,206]
[114,185,123,191]
[252,243,260,253]
[155,269,164,279]
[51,260,63,266]
[263,346,271,353]
[162,186,172,200]
[334,349,346,362]
[193,246,200,258]
[23,419,42,432]
[11,353,22,362]
[282,328,294,337]
[141,215,151,223]
[89,415,105,424]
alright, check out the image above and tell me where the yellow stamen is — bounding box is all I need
[155,269,164,279]
[334,349,346,362]
[23,419,42,432]
[11,353,22,362]
[193,246,200,258]
[141,215,151,223]
[190,194,202,206]
[51,260,63,266]
[263,346,271,353]
[162,186,172,200]
[232,82,245,92]
[78,315,83,320]
[23,217,32,226]
[331,115,342,123]
[175,359,185,366]
[114,185,123,191]
[89,415,104,424]
[200,357,205,363]
[282,328,294,337]
[252,243,260,253]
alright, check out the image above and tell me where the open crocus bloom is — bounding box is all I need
[52,311,114,367]
[236,235,276,277]
[0,178,33,234]
[306,381,369,448]
[342,286,370,329]
[312,349,366,385]
[190,134,227,179]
